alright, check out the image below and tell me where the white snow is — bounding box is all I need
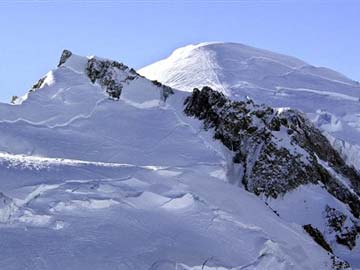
[0,49,354,269]
[161,193,195,210]
[51,199,119,212]
[17,210,52,226]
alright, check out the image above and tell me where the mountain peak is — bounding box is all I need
[15,49,174,107]
[139,41,360,171]
[139,42,354,93]
[170,41,307,67]
[1,46,360,269]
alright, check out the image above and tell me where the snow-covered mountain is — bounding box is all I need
[139,42,360,172]
[139,42,360,267]
[0,49,358,269]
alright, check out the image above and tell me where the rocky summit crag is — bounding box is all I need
[57,49,174,102]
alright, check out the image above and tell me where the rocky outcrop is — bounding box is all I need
[302,224,351,269]
[336,226,360,250]
[58,49,72,67]
[86,57,137,100]
[184,87,360,218]
[331,255,351,270]
[10,96,18,104]
[29,76,46,93]
[303,224,333,253]
[325,206,347,233]
[288,111,360,196]
[85,58,174,101]
[325,206,360,250]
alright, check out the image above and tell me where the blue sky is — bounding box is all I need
[0,0,359,102]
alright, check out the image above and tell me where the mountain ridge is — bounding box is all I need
[139,41,360,173]
[0,48,359,269]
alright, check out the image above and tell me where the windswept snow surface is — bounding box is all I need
[0,52,344,269]
[139,42,360,170]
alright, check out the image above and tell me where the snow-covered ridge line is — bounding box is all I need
[0,46,358,269]
[139,42,357,88]
[10,49,174,106]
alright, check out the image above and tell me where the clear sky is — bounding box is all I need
[0,0,359,102]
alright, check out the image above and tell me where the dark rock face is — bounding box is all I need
[86,58,136,100]
[58,49,73,67]
[303,224,333,253]
[287,110,360,196]
[10,96,18,104]
[325,206,360,250]
[325,206,347,233]
[29,76,46,93]
[336,226,360,250]
[331,255,351,270]
[184,87,360,218]
[302,224,352,269]
[85,57,175,101]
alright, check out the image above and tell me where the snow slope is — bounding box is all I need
[139,42,360,170]
[0,50,356,269]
